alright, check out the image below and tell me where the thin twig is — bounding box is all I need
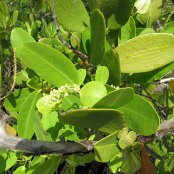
[0,49,17,101]
[52,0,88,61]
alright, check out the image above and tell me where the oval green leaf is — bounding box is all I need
[117,94,160,135]
[116,33,174,73]
[11,27,35,57]
[95,66,109,84]
[20,42,79,87]
[59,109,126,134]
[79,81,107,107]
[48,0,89,33]
[93,87,134,109]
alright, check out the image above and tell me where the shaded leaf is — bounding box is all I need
[90,9,106,65]
[101,49,121,86]
[60,109,126,134]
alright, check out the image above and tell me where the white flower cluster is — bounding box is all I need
[44,84,80,106]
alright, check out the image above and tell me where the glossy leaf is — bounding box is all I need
[117,94,160,135]
[90,9,106,65]
[116,33,174,73]
[93,87,134,109]
[20,42,79,87]
[17,91,41,139]
[59,109,126,134]
[101,49,121,86]
[48,0,89,33]
[79,81,107,107]
[95,66,109,84]
[11,27,35,56]
[94,131,119,162]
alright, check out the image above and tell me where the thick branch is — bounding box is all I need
[0,109,94,155]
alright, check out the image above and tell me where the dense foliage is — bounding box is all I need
[1,0,174,173]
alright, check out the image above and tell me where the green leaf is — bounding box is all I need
[88,0,134,27]
[59,109,126,134]
[90,9,106,65]
[78,69,86,85]
[20,42,79,87]
[32,157,61,174]
[118,16,136,44]
[93,87,134,109]
[34,112,52,141]
[27,76,42,90]
[0,151,17,173]
[17,91,41,139]
[13,166,26,174]
[116,33,174,73]
[137,0,162,25]
[11,28,35,56]
[4,88,32,116]
[48,0,89,33]
[61,94,81,111]
[121,148,141,173]
[117,94,160,135]
[79,81,107,107]
[109,153,122,173]
[101,49,121,86]
[82,27,90,53]
[129,61,174,84]
[164,21,174,33]
[94,131,119,162]
[10,10,18,27]
[41,112,59,131]
[134,0,151,14]
[114,0,134,27]
[95,66,109,84]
